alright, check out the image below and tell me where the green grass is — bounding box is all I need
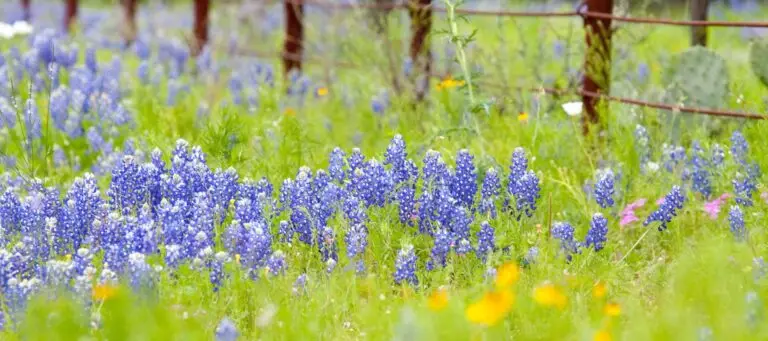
[2,1,768,340]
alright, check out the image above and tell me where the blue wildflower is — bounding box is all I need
[662,144,686,172]
[385,134,408,183]
[644,186,686,231]
[634,124,650,167]
[265,250,286,276]
[689,142,712,198]
[511,170,541,219]
[427,228,452,270]
[318,226,338,262]
[215,317,239,341]
[394,245,418,286]
[328,147,346,183]
[450,149,477,208]
[594,169,615,208]
[476,221,495,261]
[348,148,365,174]
[479,167,501,219]
[585,213,608,251]
[729,205,746,241]
[508,147,528,194]
[731,131,749,166]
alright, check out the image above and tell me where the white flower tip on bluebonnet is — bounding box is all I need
[562,101,583,116]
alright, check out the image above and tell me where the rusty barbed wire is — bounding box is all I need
[227,46,766,120]
[287,0,768,27]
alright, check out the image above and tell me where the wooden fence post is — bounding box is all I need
[283,0,304,76]
[582,0,613,136]
[690,0,709,46]
[123,0,138,44]
[409,0,432,101]
[65,0,78,33]
[21,0,31,21]
[192,0,211,56]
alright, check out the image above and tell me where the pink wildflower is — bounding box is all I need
[703,193,731,220]
[619,198,646,227]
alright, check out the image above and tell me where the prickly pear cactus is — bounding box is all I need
[661,47,729,140]
[750,39,768,88]
[662,46,729,110]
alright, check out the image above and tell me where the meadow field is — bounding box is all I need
[1,0,768,340]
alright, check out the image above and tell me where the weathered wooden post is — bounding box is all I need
[65,0,78,32]
[283,0,304,75]
[192,0,211,56]
[690,0,709,46]
[409,0,432,101]
[122,0,139,44]
[20,0,31,21]
[582,0,613,136]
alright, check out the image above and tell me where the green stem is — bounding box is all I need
[444,0,475,105]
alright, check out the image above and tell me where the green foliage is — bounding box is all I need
[750,39,768,88]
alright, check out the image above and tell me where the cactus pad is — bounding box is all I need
[750,39,768,88]
[662,46,729,110]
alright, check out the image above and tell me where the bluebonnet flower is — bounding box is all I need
[289,169,313,245]
[396,178,416,225]
[24,98,41,141]
[731,131,749,166]
[204,251,226,291]
[450,149,477,208]
[0,188,21,234]
[85,47,98,74]
[318,226,338,262]
[57,174,103,252]
[689,142,712,198]
[585,213,608,251]
[352,159,393,207]
[644,186,686,231]
[479,168,501,219]
[662,144,686,172]
[394,245,418,285]
[128,252,152,290]
[43,259,74,287]
[427,228,452,270]
[49,86,69,130]
[423,150,449,187]
[265,250,286,276]
[213,168,238,222]
[348,148,365,174]
[511,171,541,219]
[0,98,16,128]
[108,155,150,212]
[711,143,725,168]
[523,246,539,265]
[475,221,496,261]
[594,169,615,208]
[159,198,187,249]
[325,258,337,274]
[278,220,292,242]
[455,238,472,256]
[729,205,746,241]
[292,273,308,296]
[52,144,67,168]
[551,221,578,259]
[451,205,472,241]
[328,147,346,183]
[733,174,758,206]
[215,317,239,341]
[345,224,367,262]
[385,134,408,183]
[508,147,529,194]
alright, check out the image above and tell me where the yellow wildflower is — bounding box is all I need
[65,254,72,261]
[604,302,621,317]
[592,280,607,299]
[518,112,529,123]
[494,262,520,289]
[427,287,449,311]
[465,289,515,326]
[436,77,465,90]
[533,282,567,309]
[316,87,329,97]
[284,107,296,116]
[235,254,241,265]
[92,284,119,301]
[594,329,612,341]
